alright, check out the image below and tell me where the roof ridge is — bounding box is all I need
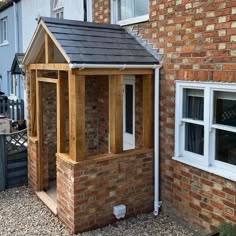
[40,17,123,31]
[126,27,163,62]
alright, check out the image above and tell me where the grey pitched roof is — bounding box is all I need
[41,17,159,65]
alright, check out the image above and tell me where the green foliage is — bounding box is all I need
[219,222,236,236]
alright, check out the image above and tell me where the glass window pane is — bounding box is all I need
[214,91,236,127]
[125,84,133,134]
[185,123,204,155]
[118,0,148,21]
[134,0,149,17]
[215,130,236,165]
[183,89,204,120]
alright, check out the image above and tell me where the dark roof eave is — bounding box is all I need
[0,0,21,13]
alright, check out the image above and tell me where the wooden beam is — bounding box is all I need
[41,21,70,63]
[36,78,44,190]
[29,64,69,71]
[109,75,123,154]
[30,70,37,136]
[143,74,154,148]
[45,33,54,63]
[75,68,154,76]
[57,72,66,153]
[37,77,58,84]
[68,71,86,161]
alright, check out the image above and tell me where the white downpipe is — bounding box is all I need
[153,67,162,216]
[13,2,18,53]
[69,63,160,70]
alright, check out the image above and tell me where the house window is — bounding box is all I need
[52,0,64,19]
[175,81,236,181]
[111,0,149,26]
[0,17,8,45]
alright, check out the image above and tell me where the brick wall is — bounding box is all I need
[85,76,109,155]
[85,77,100,155]
[42,83,57,189]
[93,0,236,233]
[97,76,109,154]
[28,139,39,191]
[57,149,154,233]
[93,0,110,24]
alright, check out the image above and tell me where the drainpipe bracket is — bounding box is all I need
[153,201,162,216]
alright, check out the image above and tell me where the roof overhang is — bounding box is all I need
[0,0,21,13]
[11,53,25,75]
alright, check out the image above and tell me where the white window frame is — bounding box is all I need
[0,17,8,45]
[123,76,135,150]
[111,0,149,26]
[86,0,93,22]
[174,81,236,181]
[52,0,64,19]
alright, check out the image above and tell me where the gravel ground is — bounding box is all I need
[0,187,200,236]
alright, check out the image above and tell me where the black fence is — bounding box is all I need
[0,129,27,191]
[0,99,24,121]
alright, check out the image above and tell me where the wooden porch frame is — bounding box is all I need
[35,72,60,190]
[29,66,154,191]
[68,71,86,161]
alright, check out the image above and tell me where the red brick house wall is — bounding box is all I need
[93,0,236,233]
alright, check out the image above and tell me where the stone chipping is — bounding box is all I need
[0,187,200,236]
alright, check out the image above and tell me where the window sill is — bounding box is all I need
[173,156,236,182]
[0,41,9,47]
[117,14,149,26]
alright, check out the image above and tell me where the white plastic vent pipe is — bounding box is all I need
[69,63,162,215]
[69,63,160,70]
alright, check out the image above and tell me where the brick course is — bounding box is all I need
[93,0,236,233]
[57,150,154,233]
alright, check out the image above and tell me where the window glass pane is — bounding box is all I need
[134,0,149,17]
[185,123,204,155]
[53,0,63,9]
[214,91,236,127]
[216,130,236,165]
[183,89,204,120]
[3,20,7,41]
[125,84,133,134]
[118,0,148,21]
[1,18,7,43]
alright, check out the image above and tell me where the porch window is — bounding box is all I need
[174,81,236,181]
[0,17,8,45]
[111,0,149,26]
[52,0,64,19]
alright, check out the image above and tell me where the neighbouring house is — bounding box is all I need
[92,0,236,234]
[0,0,23,100]
[0,0,93,118]
[23,16,161,233]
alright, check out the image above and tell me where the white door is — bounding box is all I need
[123,76,135,150]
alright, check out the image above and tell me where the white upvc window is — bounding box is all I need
[0,17,8,45]
[174,81,236,181]
[111,0,149,26]
[52,0,64,19]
